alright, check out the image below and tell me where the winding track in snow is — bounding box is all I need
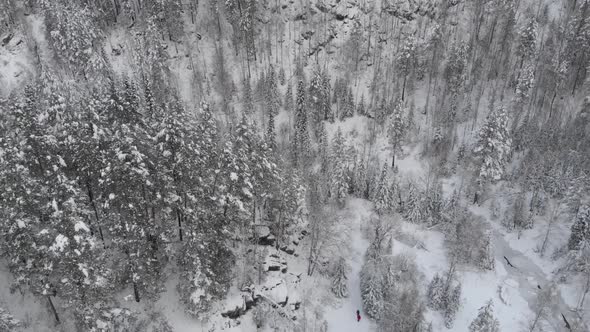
[492,230,573,331]
[325,199,373,332]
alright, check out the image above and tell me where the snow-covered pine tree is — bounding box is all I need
[404,183,423,223]
[397,35,419,101]
[318,123,330,174]
[361,254,384,319]
[474,106,511,183]
[293,80,311,168]
[516,18,538,69]
[340,89,355,120]
[266,65,281,116]
[330,127,350,206]
[243,77,254,115]
[331,257,349,298]
[361,266,383,319]
[374,164,394,215]
[309,68,326,137]
[443,42,469,123]
[266,111,277,151]
[357,94,366,116]
[469,300,500,332]
[285,81,293,113]
[322,72,334,122]
[279,67,286,85]
[43,1,107,79]
[569,205,590,250]
[423,182,444,225]
[444,283,462,328]
[426,273,445,310]
[388,101,406,168]
[354,159,368,198]
[270,167,304,247]
[478,231,495,271]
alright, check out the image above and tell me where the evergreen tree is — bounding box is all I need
[569,205,590,250]
[266,65,281,116]
[331,257,349,298]
[388,101,406,168]
[404,184,423,223]
[517,18,538,68]
[354,159,368,198]
[474,107,512,183]
[397,35,419,101]
[478,231,495,271]
[469,300,500,332]
[357,94,366,116]
[322,72,334,122]
[293,80,311,168]
[318,123,330,175]
[279,67,286,85]
[285,81,294,113]
[374,164,394,215]
[243,77,254,115]
[266,111,277,151]
[330,128,350,206]
[427,273,446,310]
[444,283,462,328]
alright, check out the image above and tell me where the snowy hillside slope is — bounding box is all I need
[0,0,589,331]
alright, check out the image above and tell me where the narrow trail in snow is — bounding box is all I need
[492,231,573,331]
[325,200,373,332]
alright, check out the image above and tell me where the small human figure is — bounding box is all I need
[356,310,361,322]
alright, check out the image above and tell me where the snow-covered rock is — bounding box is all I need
[261,277,289,307]
[220,295,247,319]
[252,225,276,246]
[263,252,287,273]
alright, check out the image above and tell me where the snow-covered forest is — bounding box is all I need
[0,0,589,331]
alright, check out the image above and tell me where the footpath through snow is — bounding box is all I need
[325,199,373,332]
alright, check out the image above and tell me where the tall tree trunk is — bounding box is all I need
[401,74,407,101]
[47,295,60,323]
[177,208,183,241]
[133,281,140,302]
[85,179,105,248]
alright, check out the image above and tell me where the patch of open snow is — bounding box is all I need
[50,234,69,253]
[74,220,90,233]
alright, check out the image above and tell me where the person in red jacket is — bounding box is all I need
[356,310,361,322]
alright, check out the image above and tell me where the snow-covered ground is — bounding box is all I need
[325,199,373,332]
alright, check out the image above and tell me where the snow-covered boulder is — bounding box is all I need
[252,225,276,246]
[220,295,247,319]
[280,244,296,255]
[262,277,289,307]
[288,289,301,310]
[263,252,287,273]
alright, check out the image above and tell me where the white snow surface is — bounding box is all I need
[325,199,374,332]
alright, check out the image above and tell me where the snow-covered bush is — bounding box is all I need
[379,254,425,331]
[469,300,500,332]
[75,304,138,332]
[0,307,20,331]
[569,206,590,250]
[427,265,462,328]
[448,210,493,269]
